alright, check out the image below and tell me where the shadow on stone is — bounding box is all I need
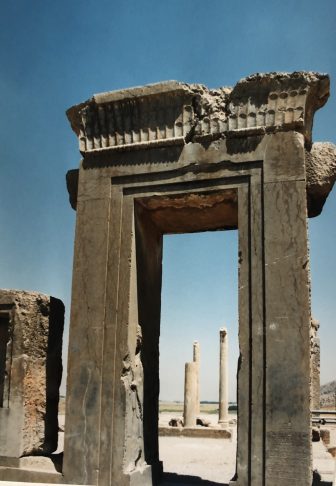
[43,297,65,454]
[312,469,333,486]
[160,472,227,485]
[50,452,63,474]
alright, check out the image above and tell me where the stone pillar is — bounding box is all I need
[183,362,197,428]
[0,290,64,460]
[219,327,229,425]
[193,341,200,416]
[310,318,320,410]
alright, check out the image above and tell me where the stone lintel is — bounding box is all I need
[66,72,329,155]
[65,138,336,220]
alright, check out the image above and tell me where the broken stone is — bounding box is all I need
[327,446,336,458]
[312,428,320,442]
[320,429,330,445]
[306,142,336,217]
[66,75,335,220]
[0,290,64,458]
[168,418,183,427]
[196,417,210,427]
[67,72,329,154]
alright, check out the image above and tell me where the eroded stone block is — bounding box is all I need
[0,290,64,458]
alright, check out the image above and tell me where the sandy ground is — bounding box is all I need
[159,412,235,485]
[159,436,236,485]
[160,413,336,485]
[159,438,336,486]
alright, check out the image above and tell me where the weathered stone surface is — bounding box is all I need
[67,72,329,154]
[159,426,232,439]
[0,290,64,458]
[193,341,200,416]
[183,362,197,428]
[310,318,321,410]
[218,328,229,425]
[306,142,336,217]
[67,79,336,217]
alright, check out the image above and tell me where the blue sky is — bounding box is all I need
[0,0,335,400]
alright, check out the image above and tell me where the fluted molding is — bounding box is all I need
[67,72,329,154]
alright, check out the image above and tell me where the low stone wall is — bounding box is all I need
[159,426,232,439]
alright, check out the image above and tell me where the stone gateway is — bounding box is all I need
[65,72,336,486]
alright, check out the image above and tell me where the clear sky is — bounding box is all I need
[0,0,335,400]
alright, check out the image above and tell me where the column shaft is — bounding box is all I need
[219,328,229,424]
[193,341,200,416]
[184,362,197,428]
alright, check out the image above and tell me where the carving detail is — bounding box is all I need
[67,72,329,154]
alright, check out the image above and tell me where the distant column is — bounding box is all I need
[183,362,197,427]
[193,341,200,415]
[219,327,229,425]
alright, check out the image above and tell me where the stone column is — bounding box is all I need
[219,327,229,425]
[183,362,198,428]
[193,341,200,416]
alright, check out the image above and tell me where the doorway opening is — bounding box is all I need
[158,230,238,484]
[134,187,242,485]
[309,200,336,410]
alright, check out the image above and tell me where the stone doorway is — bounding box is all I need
[64,132,312,486]
[63,73,334,486]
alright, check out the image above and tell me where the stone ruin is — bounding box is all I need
[219,328,229,427]
[0,290,64,465]
[0,71,335,485]
[182,331,231,431]
[183,341,200,428]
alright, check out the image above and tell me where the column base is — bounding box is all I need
[218,420,230,428]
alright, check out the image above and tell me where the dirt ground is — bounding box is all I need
[159,435,236,485]
[158,413,335,485]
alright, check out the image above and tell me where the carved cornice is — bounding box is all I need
[67,72,329,154]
